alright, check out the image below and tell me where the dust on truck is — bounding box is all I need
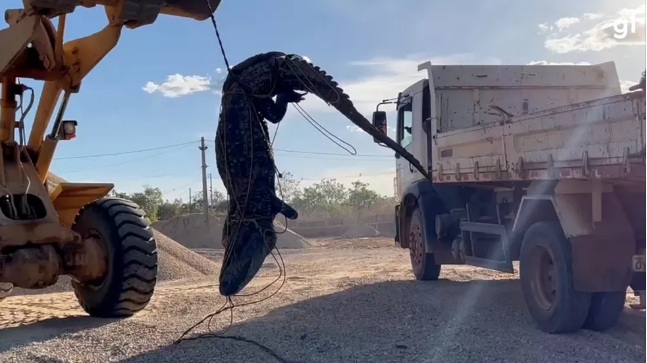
[370,61,646,333]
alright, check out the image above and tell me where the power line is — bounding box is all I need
[162,181,202,196]
[55,138,393,161]
[297,171,394,180]
[111,170,196,182]
[274,148,390,158]
[275,154,392,162]
[55,143,195,174]
[54,140,199,160]
[205,139,391,158]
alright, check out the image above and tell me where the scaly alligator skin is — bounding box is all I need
[215,51,429,296]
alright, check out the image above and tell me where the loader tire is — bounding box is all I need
[582,291,626,331]
[406,207,441,281]
[0,283,13,301]
[519,221,591,333]
[71,197,158,318]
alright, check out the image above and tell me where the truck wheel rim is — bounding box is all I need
[531,246,557,310]
[409,217,423,267]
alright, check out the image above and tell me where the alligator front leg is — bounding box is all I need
[255,90,305,124]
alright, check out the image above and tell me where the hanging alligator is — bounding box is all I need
[215,51,430,296]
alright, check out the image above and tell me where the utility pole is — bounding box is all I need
[209,173,214,208]
[199,137,209,225]
[189,188,192,212]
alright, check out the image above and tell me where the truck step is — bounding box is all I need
[465,256,515,273]
[460,221,514,272]
[460,221,506,235]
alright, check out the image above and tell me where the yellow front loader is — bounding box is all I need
[0,0,221,317]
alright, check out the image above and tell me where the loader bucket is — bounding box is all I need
[161,0,222,21]
[24,0,221,22]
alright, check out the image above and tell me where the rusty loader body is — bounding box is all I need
[371,62,646,333]
[0,0,221,317]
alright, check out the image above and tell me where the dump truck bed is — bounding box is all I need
[432,90,646,184]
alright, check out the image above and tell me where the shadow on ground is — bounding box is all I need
[0,315,116,354]
[122,279,646,363]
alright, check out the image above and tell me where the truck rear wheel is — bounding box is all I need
[519,221,591,333]
[71,197,158,318]
[406,207,441,280]
[582,291,626,331]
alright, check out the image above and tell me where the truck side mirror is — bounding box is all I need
[371,111,387,143]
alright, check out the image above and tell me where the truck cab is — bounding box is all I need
[393,79,430,200]
[371,61,646,334]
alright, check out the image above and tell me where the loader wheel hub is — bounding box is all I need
[73,233,109,285]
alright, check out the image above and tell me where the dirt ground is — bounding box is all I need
[0,237,644,363]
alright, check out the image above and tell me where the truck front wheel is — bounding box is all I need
[71,197,158,318]
[406,207,441,280]
[519,221,592,333]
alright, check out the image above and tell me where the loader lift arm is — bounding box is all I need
[1,0,221,182]
[0,0,222,316]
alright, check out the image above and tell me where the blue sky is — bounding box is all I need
[3,0,645,200]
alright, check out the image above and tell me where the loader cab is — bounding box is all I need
[372,79,430,198]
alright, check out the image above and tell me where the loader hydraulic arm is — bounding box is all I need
[0,0,221,182]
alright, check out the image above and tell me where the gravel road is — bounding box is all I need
[0,238,644,363]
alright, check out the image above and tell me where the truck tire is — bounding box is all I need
[519,221,591,333]
[71,197,158,318]
[582,291,626,331]
[406,207,441,280]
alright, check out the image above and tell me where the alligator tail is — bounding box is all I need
[281,55,431,180]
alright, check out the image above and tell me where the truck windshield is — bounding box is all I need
[397,100,413,148]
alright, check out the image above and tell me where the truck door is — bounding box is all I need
[395,97,415,199]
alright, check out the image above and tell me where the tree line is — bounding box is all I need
[112,172,396,222]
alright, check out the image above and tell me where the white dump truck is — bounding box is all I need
[370,62,645,333]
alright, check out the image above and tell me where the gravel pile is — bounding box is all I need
[154,230,219,280]
[153,214,311,249]
[152,214,223,249]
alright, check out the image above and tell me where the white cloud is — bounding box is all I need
[346,124,396,137]
[555,17,580,31]
[620,80,638,93]
[538,23,552,34]
[583,13,604,20]
[538,17,581,34]
[527,60,592,65]
[143,70,227,98]
[541,5,646,53]
[295,53,502,118]
[143,74,212,98]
